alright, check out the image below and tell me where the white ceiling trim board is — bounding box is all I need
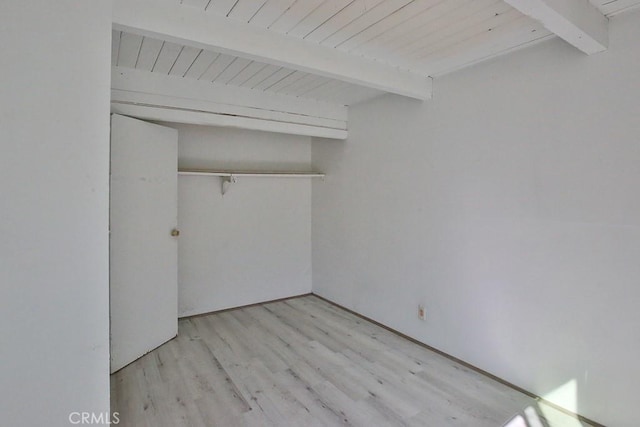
[112,0,432,100]
[601,1,640,16]
[111,103,348,139]
[112,67,347,122]
[504,0,608,54]
[111,66,348,139]
[111,90,346,130]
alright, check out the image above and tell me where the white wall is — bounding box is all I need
[0,1,111,426]
[176,125,312,316]
[312,10,640,427]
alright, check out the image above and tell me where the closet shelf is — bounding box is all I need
[178,169,324,178]
[178,169,324,195]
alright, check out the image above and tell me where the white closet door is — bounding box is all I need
[110,114,178,373]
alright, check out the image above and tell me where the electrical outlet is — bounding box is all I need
[418,304,426,321]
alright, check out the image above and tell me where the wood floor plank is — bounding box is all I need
[274,368,352,426]
[313,381,380,426]
[111,295,594,427]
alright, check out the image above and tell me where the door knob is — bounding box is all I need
[171,228,180,237]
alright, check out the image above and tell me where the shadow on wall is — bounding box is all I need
[178,159,314,172]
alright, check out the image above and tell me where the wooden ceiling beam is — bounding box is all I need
[505,0,608,54]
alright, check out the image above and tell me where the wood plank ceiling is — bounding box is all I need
[112,0,640,106]
[112,30,384,106]
[183,0,553,77]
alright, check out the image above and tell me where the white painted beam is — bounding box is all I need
[111,67,348,139]
[505,0,608,54]
[111,89,346,130]
[112,67,347,122]
[112,0,431,100]
[111,103,348,139]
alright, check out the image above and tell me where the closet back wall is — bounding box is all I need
[175,125,312,317]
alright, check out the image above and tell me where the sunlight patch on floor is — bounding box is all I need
[542,379,578,413]
[504,379,588,427]
[538,379,584,427]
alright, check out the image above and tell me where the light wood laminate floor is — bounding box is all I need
[111,295,593,426]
